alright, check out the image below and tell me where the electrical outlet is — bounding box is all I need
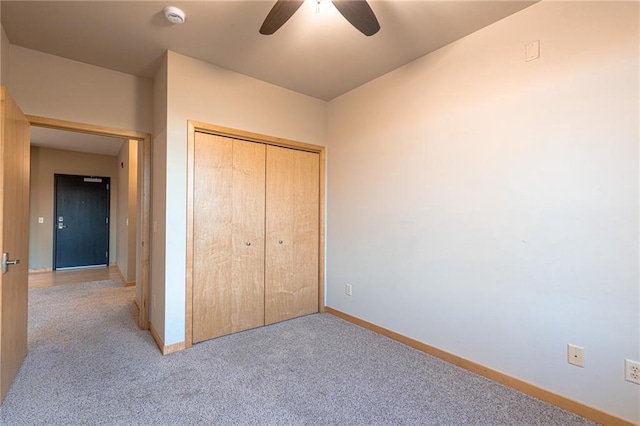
[567,344,584,367]
[625,359,640,384]
[345,284,352,296]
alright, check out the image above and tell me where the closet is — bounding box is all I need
[191,131,320,344]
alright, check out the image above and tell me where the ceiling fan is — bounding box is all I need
[259,0,380,36]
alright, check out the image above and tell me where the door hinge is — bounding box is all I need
[106,184,109,190]
[106,251,108,258]
[106,217,109,224]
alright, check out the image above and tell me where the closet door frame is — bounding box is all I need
[185,121,326,349]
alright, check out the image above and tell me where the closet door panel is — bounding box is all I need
[265,146,320,325]
[193,133,265,343]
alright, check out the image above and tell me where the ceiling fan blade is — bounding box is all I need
[332,0,380,36]
[259,0,304,35]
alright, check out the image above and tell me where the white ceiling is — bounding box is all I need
[2,0,536,101]
[30,126,126,156]
[3,0,536,155]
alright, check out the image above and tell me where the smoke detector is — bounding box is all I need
[164,6,185,24]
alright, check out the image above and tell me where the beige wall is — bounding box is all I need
[29,146,119,270]
[116,144,128,278]
[326,1,639,423]
[116,140,138,283]
[127,142,138,283]
[8,45,152,134]
[150,54,167,336]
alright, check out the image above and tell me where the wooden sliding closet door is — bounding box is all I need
[265,145,320,325]
[192,133,266,343]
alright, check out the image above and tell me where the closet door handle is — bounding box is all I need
[278,240,283,245]
[246,242,251,246]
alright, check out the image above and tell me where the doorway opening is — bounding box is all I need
[27,116,151,330]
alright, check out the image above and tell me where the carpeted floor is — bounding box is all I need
[0,280,595,425]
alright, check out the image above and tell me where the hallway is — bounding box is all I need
[28,265,126,288]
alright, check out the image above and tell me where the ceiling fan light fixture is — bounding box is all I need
[260,0,379,36]
[164,6,186,24]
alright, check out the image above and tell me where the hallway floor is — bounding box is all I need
[28,265,124,288]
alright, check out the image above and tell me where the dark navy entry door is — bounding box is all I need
[53,174,110,270]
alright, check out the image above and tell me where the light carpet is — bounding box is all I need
[0,280,595,425]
